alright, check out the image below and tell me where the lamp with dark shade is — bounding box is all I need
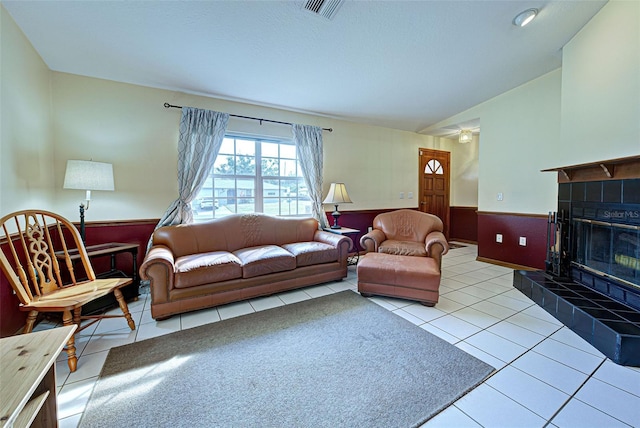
[323,182,352,229]
[63,160,114,243]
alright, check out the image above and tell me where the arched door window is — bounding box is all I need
[424,159,444,175]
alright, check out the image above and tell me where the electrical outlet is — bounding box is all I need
[497,192,504,201]
[519,236,527,246]
[496,234,503,243]
[408,192,413,199]
[399,192,404,199]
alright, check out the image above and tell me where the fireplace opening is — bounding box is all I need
[572,218,640,289]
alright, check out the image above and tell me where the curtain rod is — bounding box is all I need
[163,103,332,132]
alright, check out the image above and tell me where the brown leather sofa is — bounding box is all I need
[357,209,449,306]
[140,213,351,320]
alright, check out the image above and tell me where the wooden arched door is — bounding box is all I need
[419,148,450,239]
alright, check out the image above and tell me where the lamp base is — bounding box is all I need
[79,203,86,244]
[330,205,341,229]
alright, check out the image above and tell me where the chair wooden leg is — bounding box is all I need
[62,310,78,372]
[73,307,82,325]
[114,288,136,330]
[24,311,38,334]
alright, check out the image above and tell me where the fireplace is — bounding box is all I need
[514,155,640,366]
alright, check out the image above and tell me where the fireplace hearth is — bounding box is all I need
[514,155,640,366]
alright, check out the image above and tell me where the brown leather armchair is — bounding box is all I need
[360,209,448,267]
[357,210,449,306]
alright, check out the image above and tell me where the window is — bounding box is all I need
[424,159,444,175]
[192,135,311,222]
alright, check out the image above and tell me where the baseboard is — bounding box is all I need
[476,256,538,271]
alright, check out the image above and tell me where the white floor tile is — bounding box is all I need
[455,342,505,370]
[574,377,640,426]
[57,377,97,420]
[550,398,631,428]
[592,360,640,396]
[439,290,480,306]
[402,302,448,322]
[486,320,546,348]
[532,338,605,375]
[454,384,546,427]
[486,365,569,419]
[450,306,501,329]
[471,300,519,319]
[429,314,483,340]
[463,330,527,364]
[424,405,482,427]
[505,312,562,336]
[420,323,460,344]
[66,350,109,384]
[487,294,533,311]
[547,327,605,358]
[134,316,181,341]
[511,350,589,395]
[393,308,425,325]
[433,296,466,313]
[81,328,137,355]
[217,300,255,319]
[180,306,221,329]
[456,285,500,300]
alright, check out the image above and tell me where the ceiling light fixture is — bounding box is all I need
[459,130,473,144]
[513,8,538,27]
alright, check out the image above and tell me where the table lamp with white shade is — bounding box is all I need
[63,160,114,243]
[323,182,352,229]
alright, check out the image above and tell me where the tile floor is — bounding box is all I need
[36,243,640,427]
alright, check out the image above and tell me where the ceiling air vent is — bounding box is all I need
[304,0,344,20]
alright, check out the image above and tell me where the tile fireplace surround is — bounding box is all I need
[514,156,640,366]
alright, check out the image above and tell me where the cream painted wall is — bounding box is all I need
[449,134,479,207]
[51,73,451,221]
[0,5,54,218]
[424,70,562,214]
[560,0,640,163]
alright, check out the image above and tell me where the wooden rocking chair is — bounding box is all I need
[0,209,136,372]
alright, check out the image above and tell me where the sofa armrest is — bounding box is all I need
[425,231,448,270]
[139,245,176,304]
[360,229,386,253]
[314,230,353,253]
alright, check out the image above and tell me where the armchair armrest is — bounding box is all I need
[360,229,387,253]
[139,245,175,304]
[425,231,449,270]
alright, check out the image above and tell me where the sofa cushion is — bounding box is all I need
[379,240,427,257]
[174,251,242,289]
[281,242,338,267]
[233,245,296,279]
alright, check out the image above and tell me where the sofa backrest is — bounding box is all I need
[152,214,320,257]
[373,209,443,243]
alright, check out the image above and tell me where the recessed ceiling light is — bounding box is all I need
[513,8,538,27]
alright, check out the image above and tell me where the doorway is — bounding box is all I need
[418,148,450,238]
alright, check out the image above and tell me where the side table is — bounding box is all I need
[0,325,76,427]
[323,227,360,265]
[56,242,140,314]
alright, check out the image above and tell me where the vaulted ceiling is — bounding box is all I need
[3,0,607,133]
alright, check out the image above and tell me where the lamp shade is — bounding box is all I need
[63,160,114,191]
[459,130,473,144]
[323,183,352,204]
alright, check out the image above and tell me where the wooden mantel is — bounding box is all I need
[542,155,640,183]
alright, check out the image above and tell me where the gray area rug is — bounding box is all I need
[80,291,494,428]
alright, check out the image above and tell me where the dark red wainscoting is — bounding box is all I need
[449,206,478,243]
[477,212,548,270]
